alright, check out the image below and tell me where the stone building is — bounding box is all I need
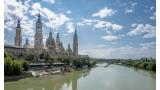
[15,19,22,47]
[4,14,79,61]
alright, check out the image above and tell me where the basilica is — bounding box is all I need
[4,13,79,61]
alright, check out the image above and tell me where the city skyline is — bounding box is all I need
[4,0,156,59]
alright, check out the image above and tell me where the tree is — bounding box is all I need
[25,52,34,61]
[22,61,29,71]
[62,58,70,65]
[44,53,50,62]
[39,53,44,59]
[57,56,63,62]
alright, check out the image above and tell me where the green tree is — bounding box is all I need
[25,52,34,61]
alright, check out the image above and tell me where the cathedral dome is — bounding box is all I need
[46,31,55,49]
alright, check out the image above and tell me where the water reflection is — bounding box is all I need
[5,69,91,90]
[124,65,156,79]
[5,64,156,90]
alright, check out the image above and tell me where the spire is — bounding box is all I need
[74,28,77,37]
[60,42,63,47]
[17,19,21,27]
[26,38,29,45]
[56,32,59,38]
[37,11,41,22]
[68,44,70,49]
[75,28,77,33]
[49,30,52,37]
[15,19,22,47]
[73,28,78,56]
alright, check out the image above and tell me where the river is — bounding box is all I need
[4,63,156,90]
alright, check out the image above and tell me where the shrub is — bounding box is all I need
[4,58,22,75]
[22,61,29,71]
[4,53,29,75]
[146,63,156,71]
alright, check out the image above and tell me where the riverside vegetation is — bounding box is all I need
[4,52,96,76]
[104,58,156,72]
[4,52,29,76]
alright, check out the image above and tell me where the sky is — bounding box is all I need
[4,0,156,59]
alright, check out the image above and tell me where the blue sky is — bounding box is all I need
[4,0,156,59]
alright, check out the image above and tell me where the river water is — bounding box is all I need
[5,63,156,90]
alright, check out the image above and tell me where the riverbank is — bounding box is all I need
[4,71,32,82]
[114,60,156,72]
[4,65,91,82]
[5,64,156,90]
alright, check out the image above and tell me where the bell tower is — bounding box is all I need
[15,19,22,47]
[34,13,43,60]
[73,29,78,56]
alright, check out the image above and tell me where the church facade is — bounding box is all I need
[4,14,79,61]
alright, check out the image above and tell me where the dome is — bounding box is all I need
[46,31,55,49]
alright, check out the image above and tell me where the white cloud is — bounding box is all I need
[143,29,155,38]
[92,7,116,18]
[5,0,72,45]
[125,2,137,14]
[77,22,84,26]
[81,18,96,26]
[112,24,123,31]
[4,0,35,46]
[79,42,155,59]
[125,9,134,13]
[128,24,156,38]
[4,0,33,35]
[42,0,56,4]
[106,31,112,35]
[140,42,155,49]
[149,12,156,20]
[101,35,118,41]
[78,18,123,31]
[66,10,71,14]
[150,6,154,10]
[94,21,111,29]
[94,20,123,31]
[30,3,71,30]
[66,22,75,33]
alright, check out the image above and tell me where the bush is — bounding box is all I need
[25,53,34,61]
[146,63,156,71]
[12,61,22,75]
[62,58,70,65]
[123,59,156,71]
[4,58,22,75]
[22,61,29,71]
[4,53,29,76]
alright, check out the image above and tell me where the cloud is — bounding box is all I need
[42,0,56,4]
[149,12,156,20]
[112,24,123,31]
[128,24,155,38]
[101,35,118,41]
[66,22,75,33]
[80,42,155,59]
[4,0,36,46]
[5,0,72,45]
[106,31,112,35]
[4,0,33,35]
[140,42,155,49]
[66,10,71,14]
[30,3,71,30]
[80,18,97,26]
[77,22,84,26]
[125,2,137,14]
[78,18,123,31]
[92,7,116,18]
[94,20,123,31]
[125,9,134,13]
[150,6,154,10]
